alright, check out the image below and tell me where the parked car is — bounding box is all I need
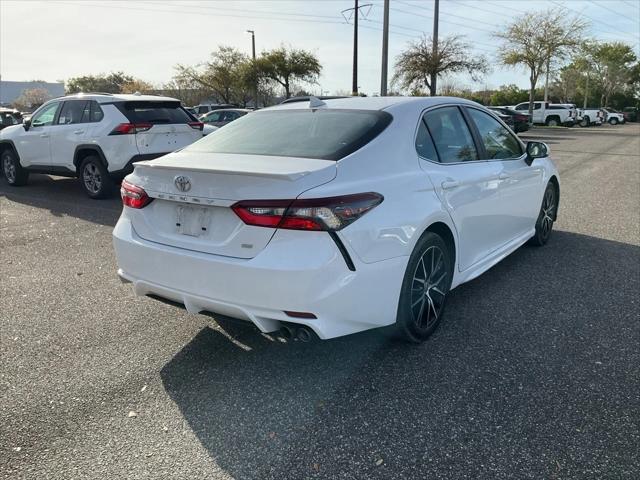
[488,107,530,132]
[0,93,204,198]
[113,96,560,343]
[513,101,576,126]
[0,108,21,130]
[577,107,605,127]
[622,106,638,122]
[200,108,250,128]
[202,124,219,136]
[193,104,237,116]
[603,108,625,125]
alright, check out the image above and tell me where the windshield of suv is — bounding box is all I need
[185,109,392,160]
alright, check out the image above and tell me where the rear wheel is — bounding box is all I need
[1,149,29,186]
[609,118,618,125]
[394,232,453,343]
[580,116,590,127]
[79,156,114,199]
[530,182,558,246]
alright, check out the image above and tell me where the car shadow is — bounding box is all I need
[0,174,121,227]
[160,231,639,479]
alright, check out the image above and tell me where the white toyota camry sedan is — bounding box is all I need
[113,96,559,343]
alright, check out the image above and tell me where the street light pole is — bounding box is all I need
[380,0,389,96]
[246,30,257,107]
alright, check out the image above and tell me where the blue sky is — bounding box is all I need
[1,0,638,94]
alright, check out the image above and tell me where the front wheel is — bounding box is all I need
[580,116,590,127]
[546,117,560,127]
[79,156,114,199]
[394,232,453,343]
[1,149,29,186]
[609,118,618,125]
[530,182,558,246]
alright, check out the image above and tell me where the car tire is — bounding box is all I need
[530,182,558,247]
[1,148,29,186]
[545,117,560,127]
[394,232,453,343]
[609,118,618,125]
[580,116,590,127]
[79,156,114,199]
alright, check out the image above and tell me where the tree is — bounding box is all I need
[175,46,254,105]
[588,42,638,107]
[255,47,321,99]
[489,84,531,106]
[120,79,155,94]
[495,9,587,117]
[392,35,489,96]
[66,72,135,94]
[12,88,52,110]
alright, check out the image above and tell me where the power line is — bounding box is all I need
[388,5,496,35]
[587,0,640,26]
[395,0,499,29]
[445,0,515,21]
[549,0,639,41]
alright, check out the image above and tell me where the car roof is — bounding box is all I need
[57,93,181,103]
[204,108,251,113]
[265,96,480,112]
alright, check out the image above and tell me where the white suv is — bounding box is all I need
[0,93,203,198]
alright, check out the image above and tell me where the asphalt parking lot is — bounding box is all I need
[1,123,639,480]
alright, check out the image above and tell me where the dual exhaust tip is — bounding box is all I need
[279,324,316,343]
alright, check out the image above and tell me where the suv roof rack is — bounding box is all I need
[74,92,115,96]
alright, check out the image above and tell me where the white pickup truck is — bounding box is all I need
[603,108,625,125]
[512,101,577,127]
[577,107,605,127]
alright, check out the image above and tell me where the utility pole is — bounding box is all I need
[380,0,390,96]
[430,0,439,96]
[246,30,257,107]
[342,2,371,96]
[353,0,359,95]
[583,74,589,109]
[543,54,551,104]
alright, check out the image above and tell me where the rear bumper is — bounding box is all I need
[110,153,170,177]
[113,216,407,339]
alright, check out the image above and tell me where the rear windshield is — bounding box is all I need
[115,101,193,124]
[185,109,392,160]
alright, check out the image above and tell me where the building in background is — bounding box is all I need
[0,80,65,108]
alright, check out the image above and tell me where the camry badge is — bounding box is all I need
[174,175,192,192]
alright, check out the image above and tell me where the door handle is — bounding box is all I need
[73,130,85,135]
[498,173,511,180]
[441,180,460,190]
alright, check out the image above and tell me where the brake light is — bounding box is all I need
[232,193,383,231]
[188,121,204,131]
[109,123,153,135]
[120,180,152,209]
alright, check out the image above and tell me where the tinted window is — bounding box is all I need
[423,107,478,163]
[58,100,88,125]
[90,101,104,122]
[186,109,392,161]
[203,111,223,122]
[467,108,522,160]
[0,112,19,126]
[31,102,60,127]
[117,101,192,124]
[415,120,438,161]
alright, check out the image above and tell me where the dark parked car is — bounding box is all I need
[200,108,250,128]
[489,107,530,133]
[623,107,638,122]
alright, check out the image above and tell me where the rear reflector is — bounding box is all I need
[232,192,383,231]
[189,121,204,131]
[121,180,152,209]
[284,311,317,319]
[110,123,153,135]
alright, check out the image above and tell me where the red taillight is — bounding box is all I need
[109,123,153,135]
[120,180,152,209]
[188,121,204,131]
[231,193,383,231]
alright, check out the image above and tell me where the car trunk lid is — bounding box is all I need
[125,151,337,258]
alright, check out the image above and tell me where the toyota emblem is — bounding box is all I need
[174,175,192,192]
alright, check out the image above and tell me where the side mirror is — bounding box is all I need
[525,141,548,165]
[23,117,31,131]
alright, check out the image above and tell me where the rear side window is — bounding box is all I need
[116,101,192,124]
[186,109,392,161]
[423,107,478,163]
[58,100,88,125]
[415,120,438,161]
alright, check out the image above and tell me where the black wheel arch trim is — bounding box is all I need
[73,144,108,172]
[0,139,20,160]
